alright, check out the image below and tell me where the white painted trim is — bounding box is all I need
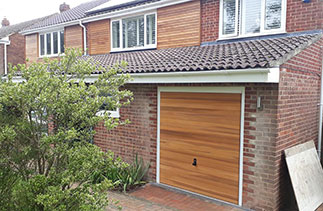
[9,68,280,84]
[82,0,193,23]
[126,68,279,84]
[96,108,120,118]
[156,86,245,206]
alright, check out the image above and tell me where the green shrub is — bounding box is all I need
[91,152,150,192]
[0,48,133,210]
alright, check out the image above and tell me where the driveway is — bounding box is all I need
[106,184,243,211]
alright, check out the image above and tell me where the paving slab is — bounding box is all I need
[106,183,244,211]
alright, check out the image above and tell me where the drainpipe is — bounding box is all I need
[79,20,87,55]
[318,55,323,161]
[0,39,10,75]
[4,41,10,75]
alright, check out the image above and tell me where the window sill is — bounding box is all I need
[218,30,287,41]
[110,46,157,53]
[39,53,65,59]
[96,110,120,118]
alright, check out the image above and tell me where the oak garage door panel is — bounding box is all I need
[160,92,241,204]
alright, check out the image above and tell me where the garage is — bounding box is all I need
[157,87,244,205]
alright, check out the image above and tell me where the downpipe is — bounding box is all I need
[318,54,323,161]
[79,20,87,55]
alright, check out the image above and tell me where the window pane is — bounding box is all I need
[122,16,144,48]
[146,14,156,45]
[46,33,51,55]
[243,0,261,34]
[112,21,120,48]
[53,32,58,54]
[222,0,236,35]
[265,0,282,30]
[40,34,45,56]
[60,31,64,53]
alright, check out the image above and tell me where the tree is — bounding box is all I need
[0,48,133,210]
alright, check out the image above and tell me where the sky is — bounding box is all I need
[0,0,92,25]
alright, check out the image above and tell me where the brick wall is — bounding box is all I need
[0,44,4,75]
[93,83,282,210]
[201,0,219,43]
[274,38,323,210]
[286,0,323,33]
[243,84,279,210]
[7,33,25,69]
[94,84,158,178]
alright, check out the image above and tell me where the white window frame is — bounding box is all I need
[110,11,157,52]
[39,29,65,57]
[219,0,287,39]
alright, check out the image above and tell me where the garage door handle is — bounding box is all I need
[192,158,197,166]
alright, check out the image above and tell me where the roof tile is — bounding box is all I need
[80,32,322,74]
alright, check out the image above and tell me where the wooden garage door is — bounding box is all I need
[160,92,241,204]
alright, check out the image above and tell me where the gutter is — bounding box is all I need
[6,68,279,84]
[318,53,323,160]
[79,20,87,55]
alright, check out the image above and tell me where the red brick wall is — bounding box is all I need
[286,0,323,33]
[0,45,4,75]
[275,38,323,210]
[94,84,158,178]
[7,33,25,69]
[93,83,281,210]
[243,84,279,210]
[201,0,219,42]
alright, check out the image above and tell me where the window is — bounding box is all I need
[96,92,120,118]
[220,0,286,38]
[111,12,157,51]
[39,30,65,56]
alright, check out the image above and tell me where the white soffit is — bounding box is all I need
[86,0,136,13]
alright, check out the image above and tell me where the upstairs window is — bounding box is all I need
[39,30,65,57]
[220,0,286,38]
[111,12,157,52]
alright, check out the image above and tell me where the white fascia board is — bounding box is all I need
[83,68,280,83]
[21,21,79,35]
[8,68,280,84]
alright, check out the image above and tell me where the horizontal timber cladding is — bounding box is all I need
[25,33,39,64]
[87,19,110,55]
[65,25,84,51]
[157,0,201,49]
[159,92,241,204]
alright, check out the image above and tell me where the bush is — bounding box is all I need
[91,152,150,192]
[0,48,133,210]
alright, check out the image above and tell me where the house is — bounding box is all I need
[0,15,54,75]
[20,0,323,210]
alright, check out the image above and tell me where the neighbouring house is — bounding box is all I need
[0,15,54,75]
[20,0,323,210]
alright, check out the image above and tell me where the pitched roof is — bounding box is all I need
[81,31,322,74]
[0,15,54,39]
[85,0,160,16]
[23,0,109,32]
